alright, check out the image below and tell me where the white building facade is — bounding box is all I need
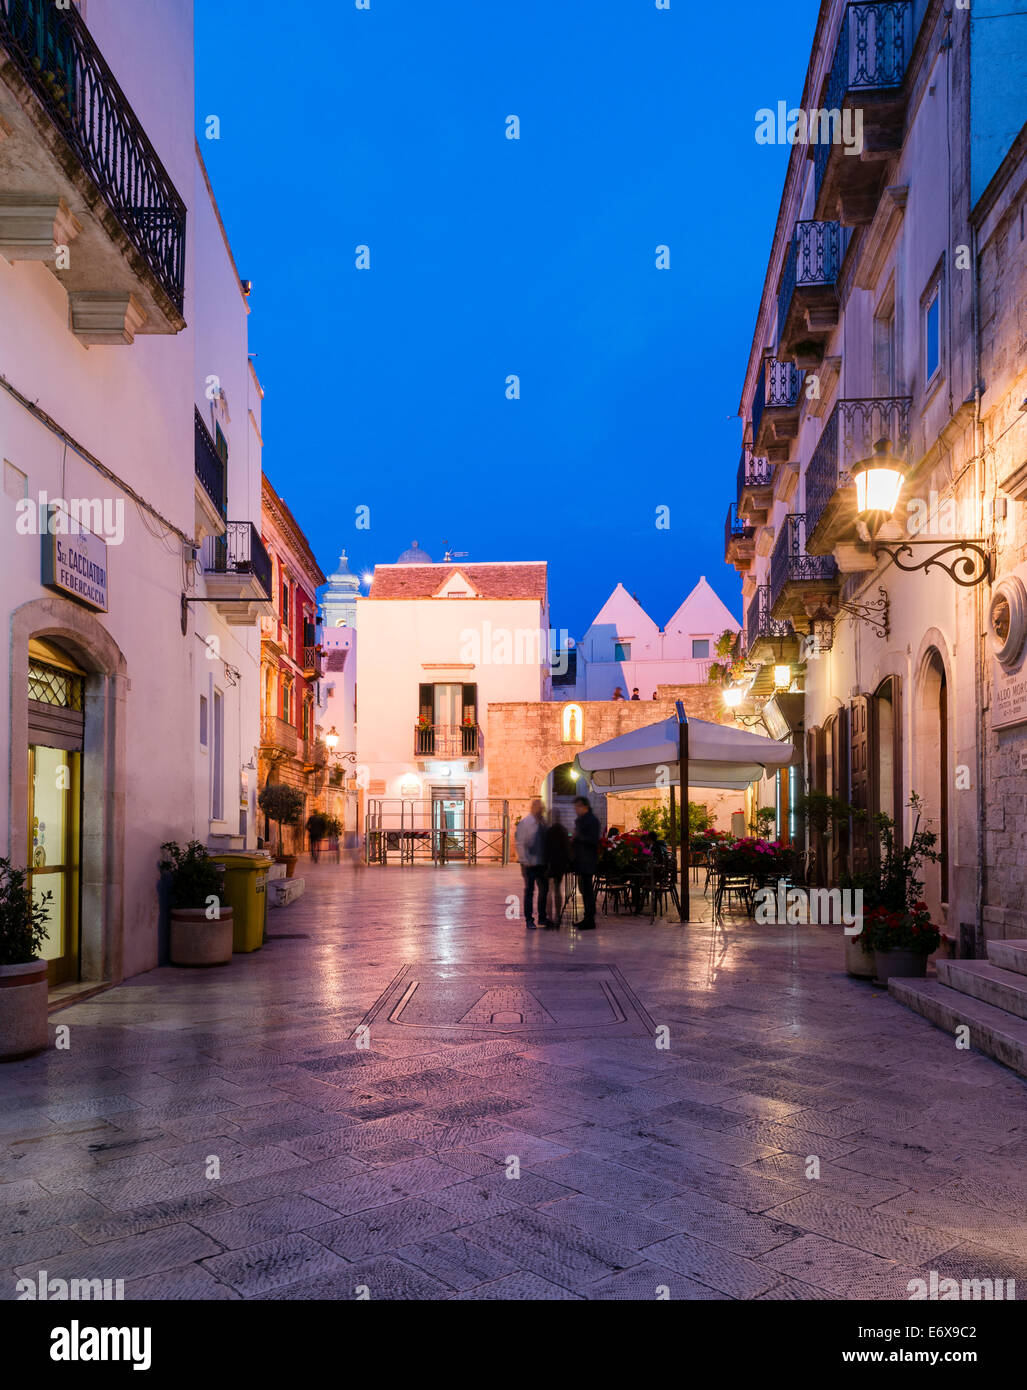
[0,0,269,988]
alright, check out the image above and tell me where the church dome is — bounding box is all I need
[397,540,432,565]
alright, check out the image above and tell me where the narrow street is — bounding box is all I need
[4,865,1026,1301]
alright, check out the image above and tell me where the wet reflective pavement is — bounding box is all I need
[2,860,1026,1300]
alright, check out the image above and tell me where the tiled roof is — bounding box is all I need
[367,563,547,601]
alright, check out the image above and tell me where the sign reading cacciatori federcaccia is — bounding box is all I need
[40,509,109,613]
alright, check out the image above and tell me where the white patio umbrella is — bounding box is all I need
[572,704,794,923]
[574,715,794,792]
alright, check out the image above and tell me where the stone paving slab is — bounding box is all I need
[2,862,1026,1301]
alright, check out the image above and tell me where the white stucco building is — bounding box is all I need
[0,0,269,990]
[565,578,740,700]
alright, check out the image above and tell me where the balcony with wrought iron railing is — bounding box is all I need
[0,0,187,337]
[736,446,775,524]
[193,410,226,539]
[777,221,847,363]
[745,584,794,661]
[201,521,274,624]
[751,358,804,460]
[724,503,756,574]
[769,514,840,621]
[414,723,481,761]
[303,645,325,680]
[805,396,912,553]
[812,2,915,225]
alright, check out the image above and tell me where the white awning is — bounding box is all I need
[575,715,794,792]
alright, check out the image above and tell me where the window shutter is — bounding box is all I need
[462,683,477,721]
[418,684,433,721]
[850,695,872,872]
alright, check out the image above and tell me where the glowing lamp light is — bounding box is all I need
[852,439,906,522]
[774,664,791,689]
[361,572,374,586]
[722,685,744,708]
[324,726,340,751]
[569,767,580,782]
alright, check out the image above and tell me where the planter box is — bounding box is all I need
[169,907,233,967]
[874,947,929,986]
[0,960,48,1061]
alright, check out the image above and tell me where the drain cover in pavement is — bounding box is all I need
[353,964,655,1040]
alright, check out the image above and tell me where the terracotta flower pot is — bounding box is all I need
[874,947,929,986]
[169,907,233,967]
[276,855,299,878]
[0,960,48,1061]
[845,932,876,979]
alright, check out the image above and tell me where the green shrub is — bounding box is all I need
[0,858,52,966]
[159,841,224,912]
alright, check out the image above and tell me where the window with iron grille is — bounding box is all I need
[28,661,84,710]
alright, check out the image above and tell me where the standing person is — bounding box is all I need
[514,798,550,929]
[306,812,325,863]
[543,817,572,929]
[571,795,601,930]
[631,688,640,700]
[612,686,625,701]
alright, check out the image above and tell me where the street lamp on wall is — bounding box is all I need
[722,685,744,709]
[854,439,993,587]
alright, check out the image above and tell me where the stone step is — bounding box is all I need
[888,977,1027,1081]
[987,938,1027,978]
[938,958,1027,1021]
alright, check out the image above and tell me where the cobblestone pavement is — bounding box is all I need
[3,861,1026,1301]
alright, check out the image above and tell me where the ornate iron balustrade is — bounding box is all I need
[261,714,297,758]
[414,724,481,759]
[770,514,839,609]
[194,410,226,517]
[814,2,913,206]
[805,396,913,537]
[745,584,792,656]
[736,447,774,506]
[0,0,187,309]
[751,358,804,445]
[724,503,754,558]
[777,221,844,338]
[202,521,273,599]
[302,645,324,678]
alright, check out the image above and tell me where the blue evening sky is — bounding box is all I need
[195,0,817,637]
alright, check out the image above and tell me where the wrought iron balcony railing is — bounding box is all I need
[303,645,324,679]
[0,0,187,309]
[202,521,273,599]
[194,410,226,518]
[724,503,754,559]
[736,447,774,507]
[414,724,481,759]
[777,221,844,342]
[745,584,792,656]
[806,396,913,540]
[814,2,914,208]
[770,514,839,610]
[751,358,804,448]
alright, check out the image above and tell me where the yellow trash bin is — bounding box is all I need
[211,853,270,953]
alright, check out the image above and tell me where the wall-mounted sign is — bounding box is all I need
[41,508,108,612]
[992,659,1027,730]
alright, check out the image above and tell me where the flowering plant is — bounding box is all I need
[416,714,432,730]
[863,901,940,955]
[599,830,654,873]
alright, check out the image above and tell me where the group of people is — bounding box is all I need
[513,795,601,931]
[611,687,657,701]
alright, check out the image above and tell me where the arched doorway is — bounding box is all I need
[11,597,127,987]
[547,761,582,831]
[918,650,949,915]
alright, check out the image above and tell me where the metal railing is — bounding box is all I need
[724,503,754,558]
[806,396,913,538]
[413,723,481,758]
[261,714,297,757]
[751,358,804,446]
[736,447,774,507]
[777,221,844,339]
[202,521,272,600]
[770,514,839,609]
[814,2,914,206]
[303,645,324,678]
[0,0,187,309]
[365,798,509,865]
[194,410,226,517]
[745,584,792,656]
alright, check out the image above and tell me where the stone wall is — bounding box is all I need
[487,685,735,855]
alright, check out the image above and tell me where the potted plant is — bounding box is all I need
[159,841,232,967]
[0,858,51,1061]
[258,783,305,876]
[865,903,941,985]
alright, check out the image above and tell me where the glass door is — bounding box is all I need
[431,785,466,860]
[27,744,82,986]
